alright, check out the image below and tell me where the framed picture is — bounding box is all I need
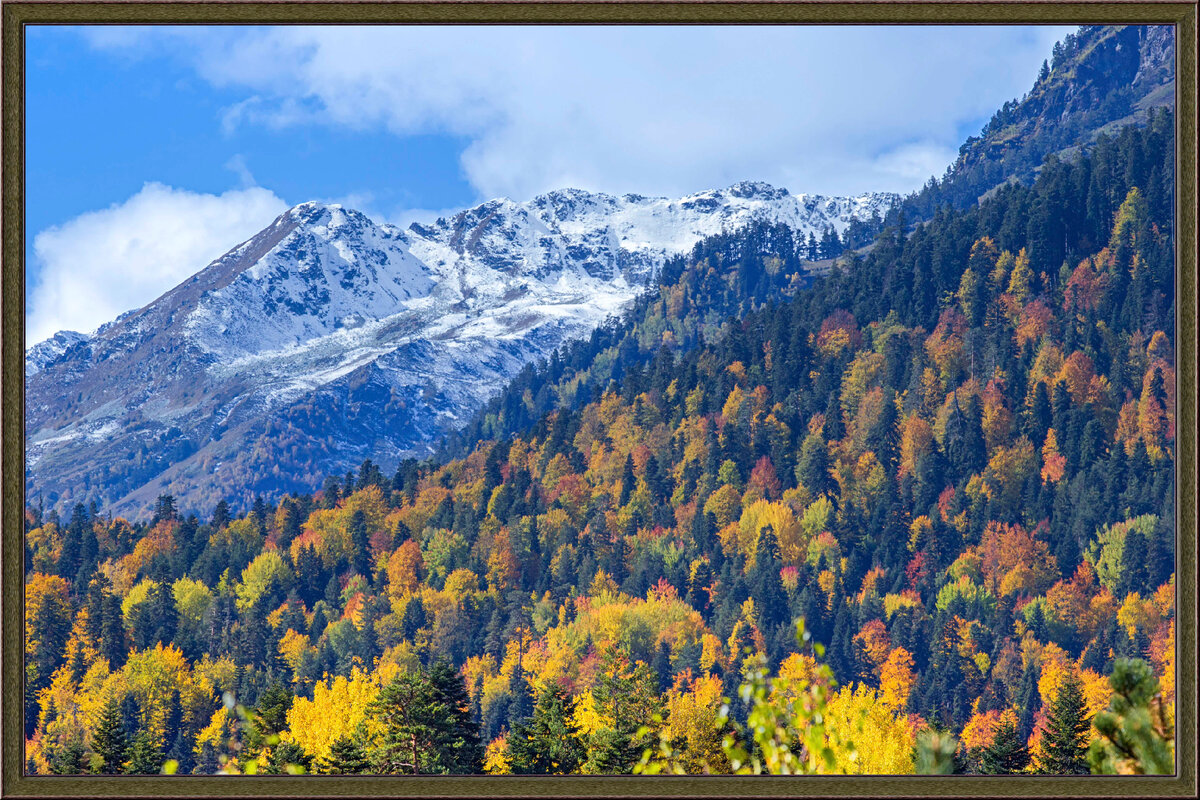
[2,2,1195,798]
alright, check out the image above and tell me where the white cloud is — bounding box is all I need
[82,24,1075,200]
[224,154,258,188]
[34,25,1075,343]
[871,141,962,187]
[27,183,288,343]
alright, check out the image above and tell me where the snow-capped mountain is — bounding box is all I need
[25,330,89,377]
[25,181,896,517]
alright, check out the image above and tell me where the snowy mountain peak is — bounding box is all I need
[185,202,433,358]
[27,179,896,517]
[725,180,791,200]
[25,330,89,377]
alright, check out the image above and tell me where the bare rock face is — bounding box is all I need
[942,25,1174,208]
[26,184,896,518]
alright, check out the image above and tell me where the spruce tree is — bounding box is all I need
[91,697,130,774]
[265,741,314,775]
[795,432,831,496]
[427,659,484,774]
[1038,671,1092,774]
[166,725,195,776]
[366,662,482,775]
[319,732,371,774]
[125,729,164,775]
[749,525,788,636]
[584,648,660,774]
[367,670,444,774]
[349,509,373,581]
[980,719,1030,774]
[1088,658,1174,775]
[254,683,293,739]
[508,686,587,775]
[48,732,87,775]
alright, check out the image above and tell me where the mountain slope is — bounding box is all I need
[25,183,896,518]
[903,24,1174,215]
[22,111,1176,777]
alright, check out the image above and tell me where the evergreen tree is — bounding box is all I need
[265,741,315,775]
[47,732,87,775]
[319,732,371,774]
[652,641,673,693]
[427,659,485,773]
[749,525,788,638]
[367,670,444,774]
[401,596,427,641]
[1038,671,1092,774]
[618,455,636,507]
[584,647,660,774]
[91,697,130,774]
[349,509,373,581]
[980,719,1030,774]
[366,663,482,775]
[1088,658,1174,775]
[795,432,832,496]
[125,729,164,775]
[508,686,587,775]
[254,683,293,741]
[806,231,820,260]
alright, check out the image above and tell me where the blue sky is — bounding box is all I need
[25,24,1073,343]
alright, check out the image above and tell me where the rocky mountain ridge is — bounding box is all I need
[26,182,896,517]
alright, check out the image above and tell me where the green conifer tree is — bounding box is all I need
[48,732,87,775]
[1038,671,1092,774]
[508,685,587,775]
[91,697,130,774]
[125,729,164,775]
[584,647,661,774]
[980,719,1029,774]
[1088,658,1174,775]
[319,731,371,774]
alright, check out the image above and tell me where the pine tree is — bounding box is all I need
[427,659,484,773]
[254,683,293,739]
[366,662,482,775]
[806,231,820,261]
[367,670,444,774]
[1038,671,1092,774]
[980,719,1029,774]
[796,432,831,496]
[508,686,587,775]
[91,697,130,774]
[652,641,673,693]
[1088,658,1174,775]
[401,596,427,641]
[166,725,195,776]
[618,455,636,507]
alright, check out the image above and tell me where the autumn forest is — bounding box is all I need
[22,97,1178,778]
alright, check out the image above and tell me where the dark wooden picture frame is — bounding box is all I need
[2,3,1195,798]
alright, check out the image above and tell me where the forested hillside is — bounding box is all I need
[23,107,1176,776]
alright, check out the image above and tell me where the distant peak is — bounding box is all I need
[281,202,383,232]
[726,181,789,200]
[286,201,340,220]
